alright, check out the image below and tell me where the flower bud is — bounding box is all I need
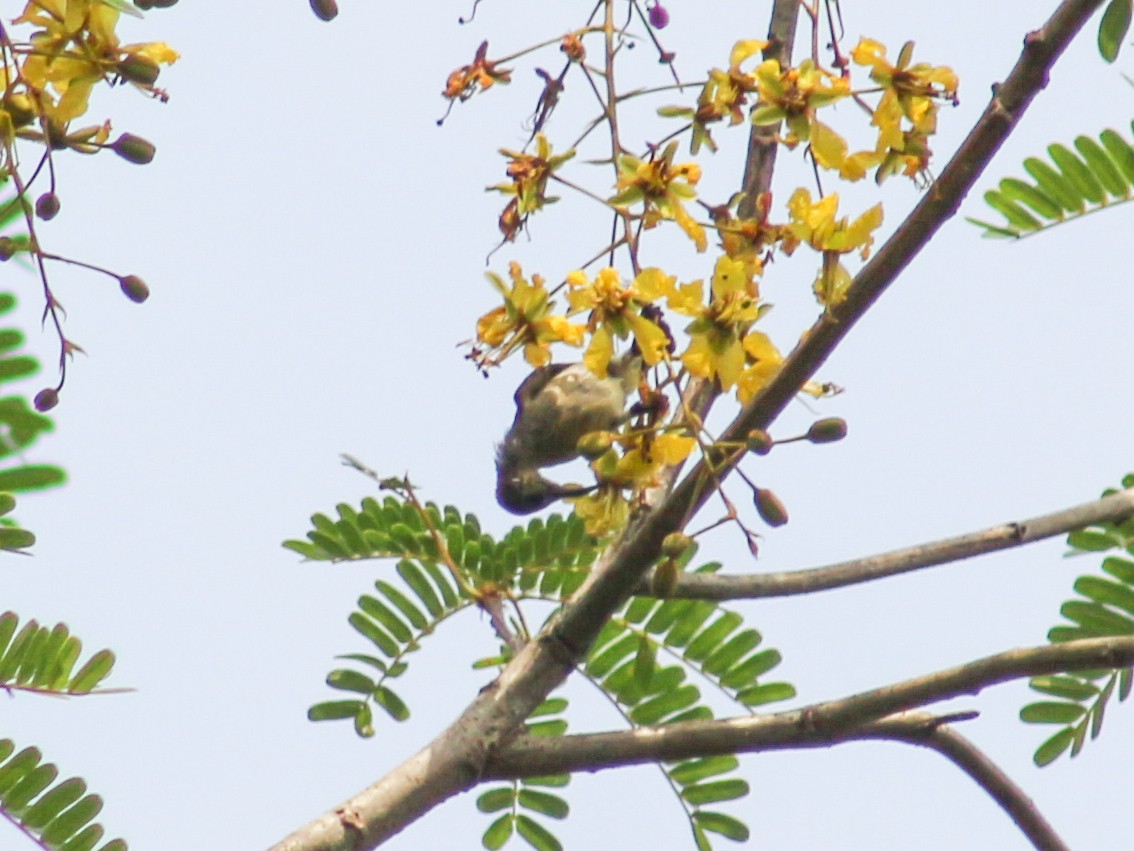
[310,0,339,20]
[35,192,60,221]
[648,2,670,28]
[661,532,693,559]
[754,487,788,527]
[0,238,17,261]
[577,430,615,460]
[111,133,156,165]
[746,429,773,456]
[807,417,847,444]
[118,275,150,303]
[116,54,161,86]
[34,388,58,412]
[652,559,679,597]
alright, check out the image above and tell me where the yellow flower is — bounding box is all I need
[737,331,831,403]
[787,189,883,307]
[673,255,764,389]
[610,142,706,252]
[751,58,851,174]
[443,41,511,102]
[474,262,584,367]
[488,133,575,241]
[852,39,958,153]
[566,267,673,374]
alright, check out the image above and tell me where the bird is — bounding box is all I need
[495,353,641,515]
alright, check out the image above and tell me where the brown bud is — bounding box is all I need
[577,430,615,460]
[34,388,58,412]
[746,429,773,456]
[754,487,788,527]
[35,192,60,221]
[310,0,339,20]
[0,237,17,261]
[807,417,847,444]
[119,275,150,303]
[661,532,693,559]
[116,54,161,86]
[111,133,156,165]
[652,559,679,597]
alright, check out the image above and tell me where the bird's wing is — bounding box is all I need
[513,363,569,408]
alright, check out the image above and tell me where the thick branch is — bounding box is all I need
[640,487,1134,600]
[484,636,1134,776]
[269,4,1103,849]
[865,715,1070,851]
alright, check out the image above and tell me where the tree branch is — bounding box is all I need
[864,715,1071,851]
[638,487,1134,600]
[484,636,1134,776]
[269,3,1104,849]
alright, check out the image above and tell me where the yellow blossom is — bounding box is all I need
[474,262,584,367]
[610,142,706,251]
[565,267,673,374]
[737,331,832,403]
[852,39,958,154]
[488,133,575,241]
[787,189,883,307]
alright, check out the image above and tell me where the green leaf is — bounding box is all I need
[681,778,749,805]
[0,465,65,493]
[0,526,34,551]
[629,684,700,725]
[685,612,743,661]
[326,669,376,695]
[997,177,1062,219]
[482,813,514,850]
[668,755,740,786]
[1100,130,1134,183]
[374,684,410,721]
[348,613,398,657]
[529,697,568,718]
[396,560,443,617]
[357,595,414,643]
[983,190,1041,231]
[1074,575,1134,616]
[1023,157,1083,212]
[1034,726,1075,767]
[515,814,562,851]
[4,761,56,811]
[22,776,85,829]
[308,700,366,722]
[40,793,102,846]
[1048,143,1104,204]
[634,635,656,689]
[477,787,516,813]
[68,649,114,693]
[1074,135,1128,197]
[1020,701,1087,724]
[737,681,796,706]
[1029,675,1099,701]
[1102,555,1134,583]
[693,810,750,842]
[1067,529,1118,552]
[517,788,569,819]
[525,719,568,737]
[376,580,430,630]
[702,629,762,677]
[1060,600,1134,635]
[720,648,781,689]
[1099,0,1133,62]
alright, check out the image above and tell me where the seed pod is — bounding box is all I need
[310,0,339,21]
[746,429,773,455]
[661,532,693,559]
[116,54,161,86]
[754,487,788,527]
[807,417,848,444]
[652,559,679,597]
[34,388,58,412]
[648,2,670,28]
[577,430,615,460]
[35,193,60,221]
[119,275,150,303]
[111,133,156,165]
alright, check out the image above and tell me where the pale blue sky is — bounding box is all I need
[2,1,1132,849]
